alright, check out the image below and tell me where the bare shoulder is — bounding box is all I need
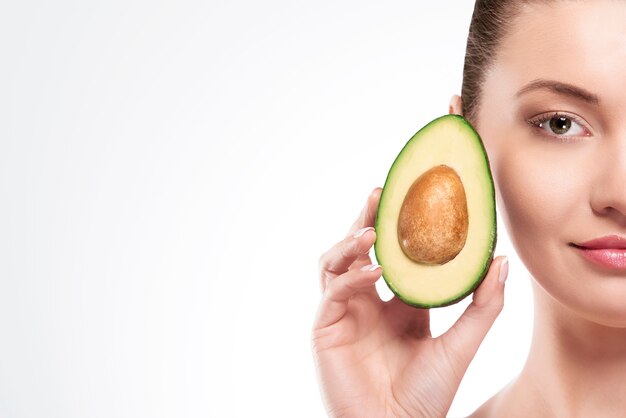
[463,378,519,418]
[464,394,497,418]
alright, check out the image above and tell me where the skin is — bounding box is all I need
[464,2,626,417]
[313,1,626,417]
[313,190,508,418]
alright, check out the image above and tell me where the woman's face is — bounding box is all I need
[477,1,626,326]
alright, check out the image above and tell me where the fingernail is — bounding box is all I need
[353,227,374,238]
[498,256,509,283]
[360,264,381,272]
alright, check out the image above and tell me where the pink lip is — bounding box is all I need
[575,235,626,249]
[572,235,626,270]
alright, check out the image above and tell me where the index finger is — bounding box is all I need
[346,187,383,238]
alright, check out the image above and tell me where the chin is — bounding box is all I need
[526,242,626,329]
[575,289,626,329]
[547,278,626,329]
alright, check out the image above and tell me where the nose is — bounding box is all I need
[589,137,626,225]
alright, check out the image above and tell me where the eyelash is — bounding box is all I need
[526,112,592,140]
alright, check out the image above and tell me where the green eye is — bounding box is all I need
[548,117,572,135]
[528,112,589,138]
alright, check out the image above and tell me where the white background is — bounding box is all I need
[0,1,533,417]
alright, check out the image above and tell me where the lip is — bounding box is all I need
[574,235,626,249]
[571,235,626,270]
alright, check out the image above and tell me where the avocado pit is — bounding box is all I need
[397,164,469,265]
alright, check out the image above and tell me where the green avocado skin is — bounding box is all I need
[374,114,497,309]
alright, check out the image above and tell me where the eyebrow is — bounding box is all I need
[515,79,600,105]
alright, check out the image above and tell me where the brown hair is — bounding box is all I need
[461,1,537,127]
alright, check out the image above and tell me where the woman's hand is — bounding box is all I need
[312,187,508,418]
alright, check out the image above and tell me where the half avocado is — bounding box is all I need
[374,114,497,308]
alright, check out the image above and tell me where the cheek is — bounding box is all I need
[495,146,579,243]
[494,146,626,326]
[490,141,587,276]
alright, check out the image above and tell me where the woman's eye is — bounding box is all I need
[529,113,589,138]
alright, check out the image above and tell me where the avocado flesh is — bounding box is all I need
[374,114,496,308]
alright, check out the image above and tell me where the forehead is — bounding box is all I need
[489,1,626,98]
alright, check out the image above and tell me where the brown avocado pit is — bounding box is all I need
[397,164,469,265]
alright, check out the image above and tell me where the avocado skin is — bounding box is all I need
[374,114,497,309]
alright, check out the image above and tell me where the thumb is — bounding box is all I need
[440,255,508,369]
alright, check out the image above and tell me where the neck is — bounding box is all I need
[515,280,626,416]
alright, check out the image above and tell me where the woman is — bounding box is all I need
[312,1,626,416]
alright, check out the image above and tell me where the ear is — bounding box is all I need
[448,95,463,116]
